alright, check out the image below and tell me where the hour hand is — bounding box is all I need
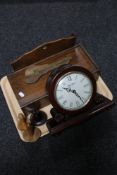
[62,87,71,92]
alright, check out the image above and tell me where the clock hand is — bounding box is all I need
[62,87,71,92]
[71,89,84,103]
[62,87,84,103]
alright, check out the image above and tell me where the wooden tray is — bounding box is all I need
[0,75,113,142]
[0,35,114,142]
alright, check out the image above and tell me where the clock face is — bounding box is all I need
[47,65,96,115]
[54,71,93,111]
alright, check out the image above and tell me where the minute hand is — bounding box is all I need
[63,87,84,103]
[71,90,84,103]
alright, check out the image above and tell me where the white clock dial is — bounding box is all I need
[54,71,93,111]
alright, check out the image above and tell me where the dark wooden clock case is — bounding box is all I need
[8,34,114,134]
[46,65,97,115]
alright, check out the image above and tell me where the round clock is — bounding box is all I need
[46,65,97,115]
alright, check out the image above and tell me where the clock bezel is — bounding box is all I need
[46,65,97,115]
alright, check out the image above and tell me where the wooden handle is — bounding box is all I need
[17,113,42,142]
[17,113,27,131]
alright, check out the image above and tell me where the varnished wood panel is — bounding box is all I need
[11,34,76,71]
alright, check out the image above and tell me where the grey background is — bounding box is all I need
[0,0,117,174]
